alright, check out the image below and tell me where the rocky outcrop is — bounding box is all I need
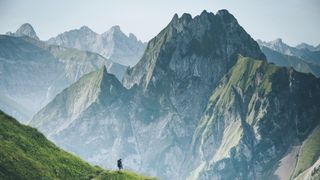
[6,23,39,40]
[123,10,265,137]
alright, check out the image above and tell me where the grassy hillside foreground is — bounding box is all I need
[0,111,154,180]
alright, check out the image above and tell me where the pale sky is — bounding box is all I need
[0,0,319,46]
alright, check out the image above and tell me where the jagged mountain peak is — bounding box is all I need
[47,25,146,66]
[257,38,296,56]
[30,65,125,136]
[75,25,97,35]
[80,25,89,29]
[258,38,320,65]
[123,9,265,89]
[179,13,193,21]
[258,38,287,49]
[28,9,320,180]
[102,25,126,37]
[17,23,33,30]
[273,37,283,43]
[9,23,40,40]
[121,11,266,158]
[296,42,318,51]
[129,33,138,41]
[258,38,284,45]
[216,9,238,22]
[109,25,121,32]
[169,13,190,29]
[79,25,95,33]
[216,9,229,15]
[270,38,285,46]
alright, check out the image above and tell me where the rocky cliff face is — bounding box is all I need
[6,23,40,40]
[188,56,320,180]
[123,10,265,135]
[47,25,146,66]
[31,10,269,179]
[29,9,320,180]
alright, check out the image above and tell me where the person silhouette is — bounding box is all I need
[117,159,123,171]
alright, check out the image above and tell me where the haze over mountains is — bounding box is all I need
[28,10,320,180]
[47,25,146,66]
[296,43,320,52]
[0,23,141,122]
[257,39,320,77]
[1,8,320,180]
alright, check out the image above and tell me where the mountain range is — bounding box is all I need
[1,8,320,180]
[257,39,320,77]
[257,39,320,64]
[0,24,137,122]
[47,25,146,66]
[296,43,320,52]
[29,9,320,180]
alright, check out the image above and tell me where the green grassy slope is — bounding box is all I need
[293,127,320,178]
[0,110,154,180]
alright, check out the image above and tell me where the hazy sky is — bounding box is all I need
[0,0,319,46]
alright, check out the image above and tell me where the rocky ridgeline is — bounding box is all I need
[30,10,320,180]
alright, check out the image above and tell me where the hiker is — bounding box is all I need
[117,159,123,171]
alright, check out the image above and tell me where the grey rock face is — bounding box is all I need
[27,9,320,180]
[31,10,269,180]
[189,57,320,180]
[47,25,146,66]
[123,10,265,142]
[257,39,320,65]
[6,23,40,40]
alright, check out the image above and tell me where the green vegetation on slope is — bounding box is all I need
[205,55,278,116]
[193,55,279,150]
[0,111,154,180]
[293,127,320,178]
